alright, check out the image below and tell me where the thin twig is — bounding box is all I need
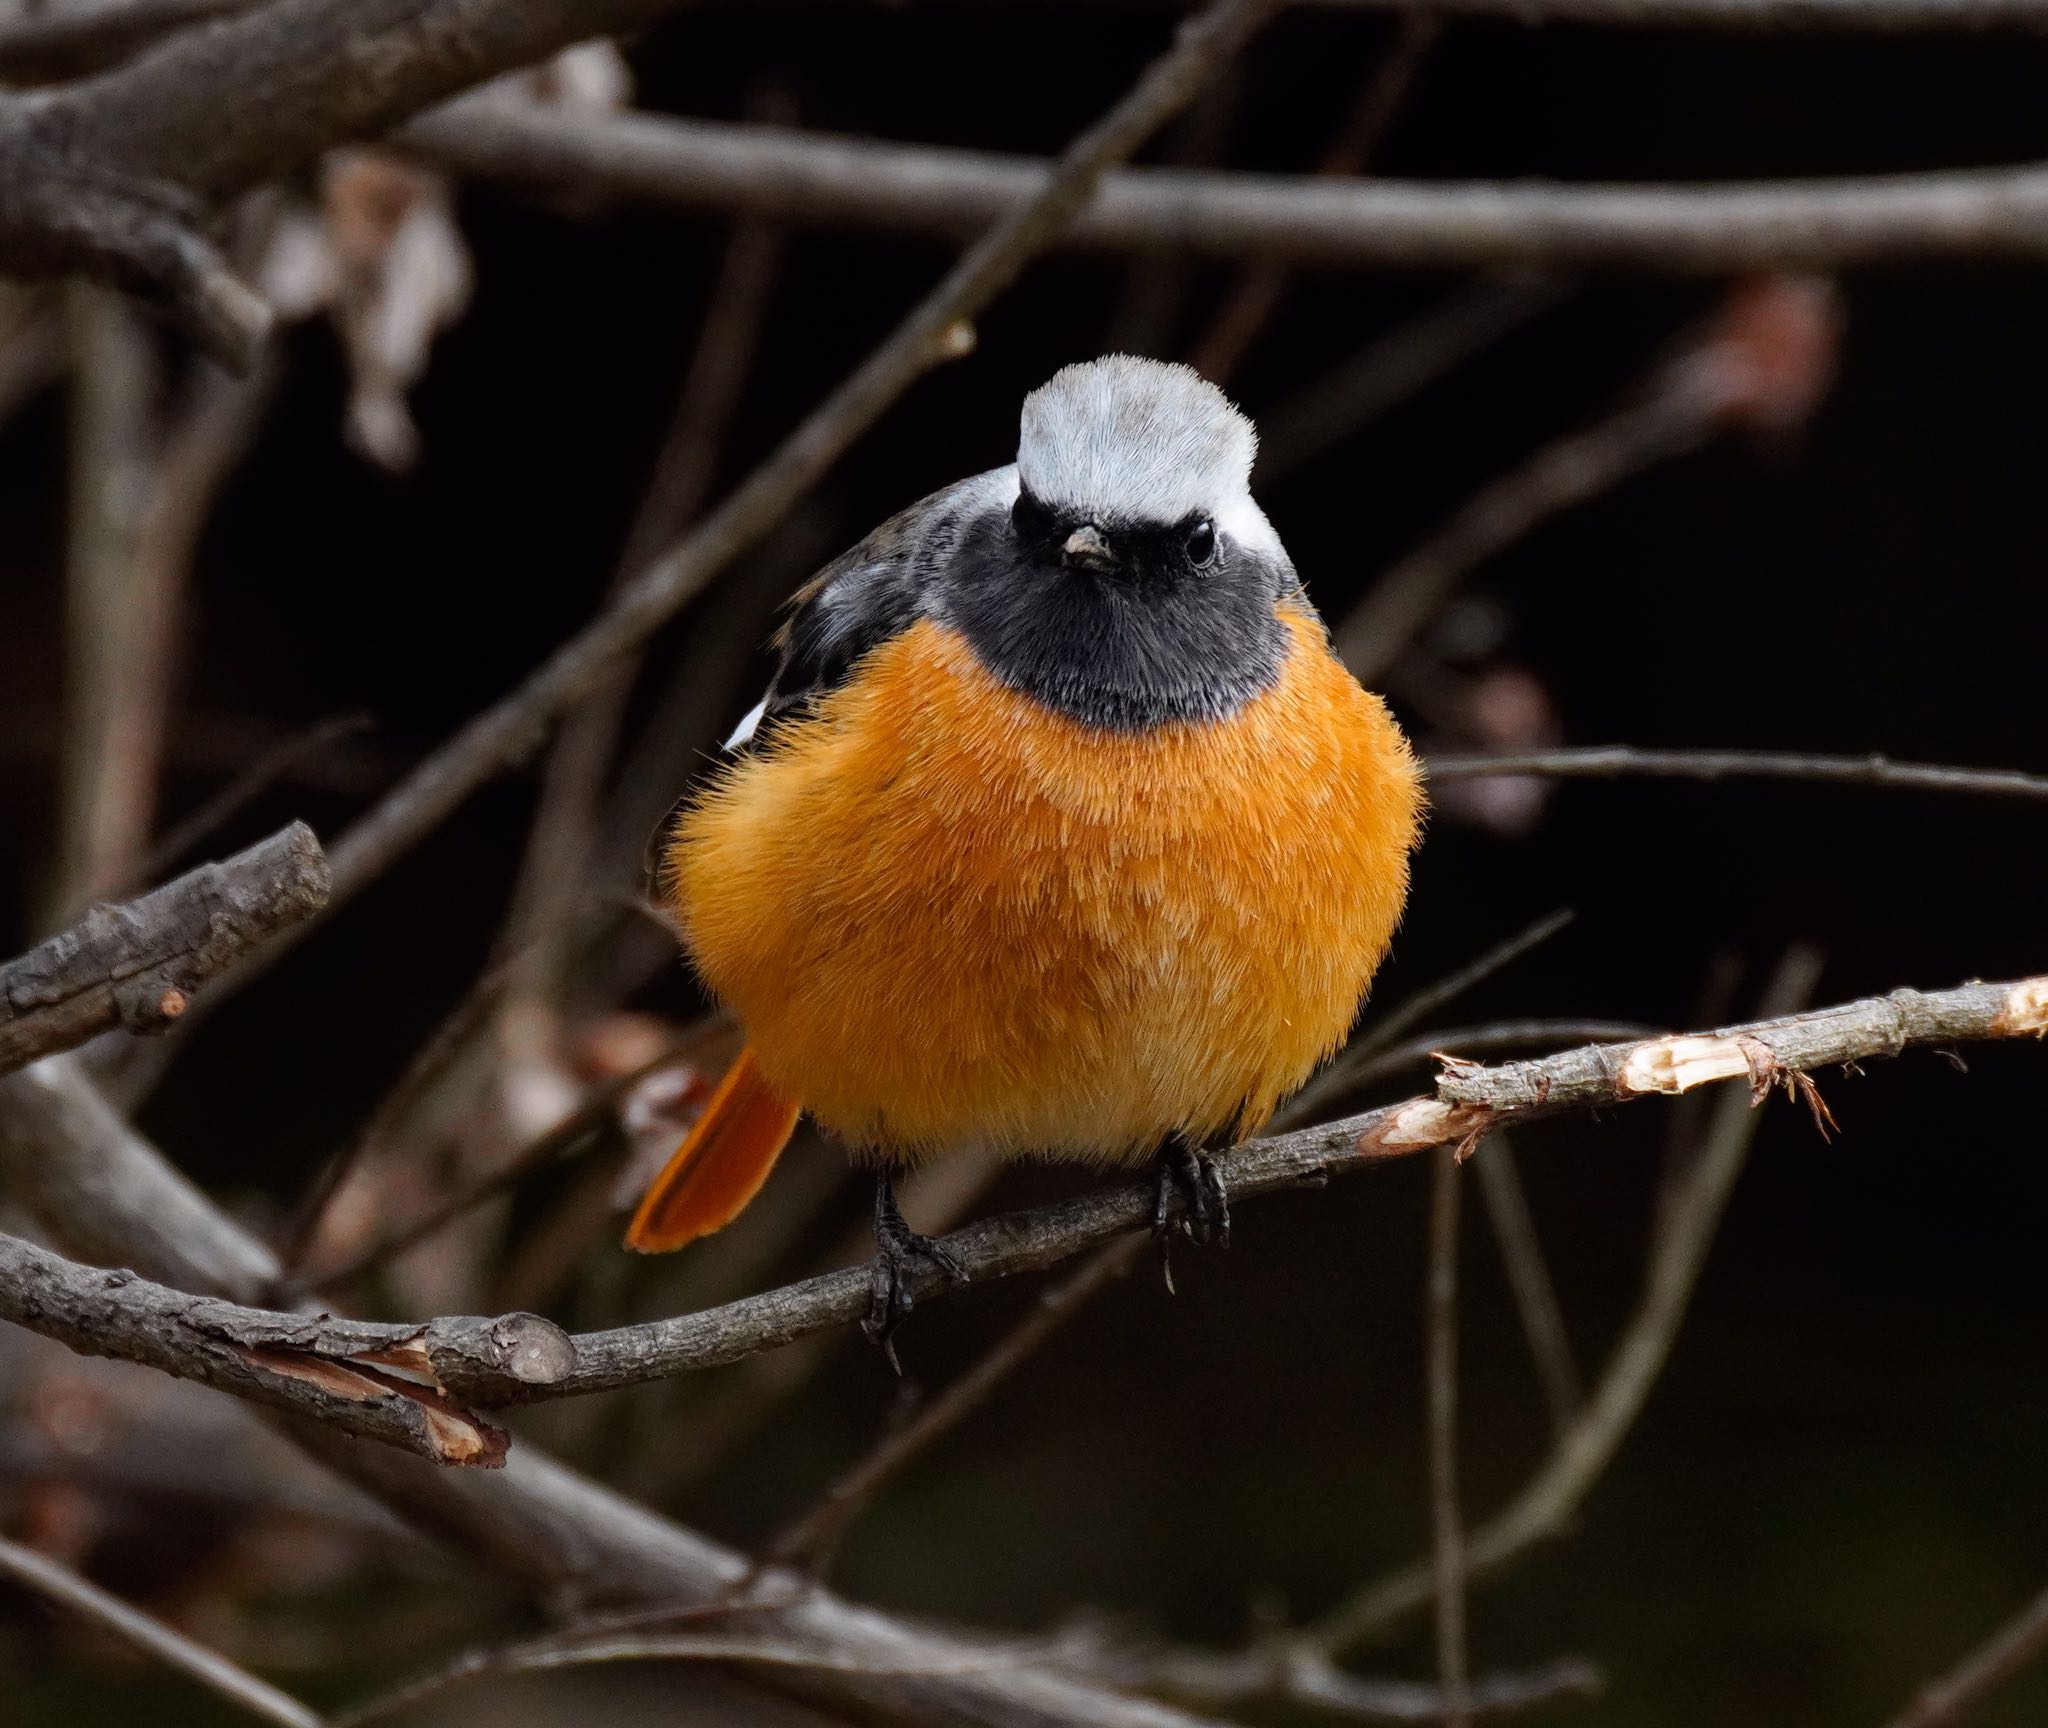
[0,1532,324,1728]
[499,203,785,1051]
[282,1023,725,1299]
[1283,910,1577,1126]
[1316,947,1828,1653]
[54,284,161,918]
[1336,356,1721,682]
[143,712,373,879]
[1188,13,1441,384]
[1253,277,1565,484]
[1102,1639,1602,1723]
[765,1238,1145,1573]
[0,822,328,1076]
[1881,1583,2048,1728]
[1425,745,2048,802]
[1472,1133,1582,1435]
[1425,1148,1470,1726]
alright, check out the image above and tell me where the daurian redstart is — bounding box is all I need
[627,356,1424,1340]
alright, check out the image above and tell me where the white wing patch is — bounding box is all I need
[722,698,767,753]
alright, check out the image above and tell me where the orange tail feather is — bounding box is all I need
[624,1048,800,1253]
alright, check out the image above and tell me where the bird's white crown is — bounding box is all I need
[1017,356,1257,529]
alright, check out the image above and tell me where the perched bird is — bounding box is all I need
[628,355,1424,1342]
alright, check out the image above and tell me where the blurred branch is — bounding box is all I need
[1188,14,1440,383]
[1472,1132,1582,1435]
[500,205,785,1056]
[143,712,373,878]
[1881,1583,2048,1728]
[811,0,2048,27]
[1425,1149,1470,1726]
[1316,948,1824,1652]
[765,1238,1146,1573]
[55,285,161,915]
[1254,276,1565,483]
[1425,745,2048,801]
[0,2,260,84]
[409,102,2048,270]
[0,0,712,360]
[1101,1640,1602,1723]
[0,1532,323,1728]
[0,821,327,1076]
[1338,277,1842,681]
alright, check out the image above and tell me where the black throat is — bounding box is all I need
[944,503,1293,731]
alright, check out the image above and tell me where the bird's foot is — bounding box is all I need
[861,1172,968,1372]
[1151,1139,1230,1293]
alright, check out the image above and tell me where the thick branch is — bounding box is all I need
[0,0,693,357]
[0,1229,548,1466]
[406,101,2048,270]
[0,821,328,1075]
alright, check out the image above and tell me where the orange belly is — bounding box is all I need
[666,609,1422,1165]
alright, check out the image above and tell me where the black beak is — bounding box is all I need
[1060,524,1119,572]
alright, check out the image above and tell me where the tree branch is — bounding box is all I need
[1881,1582,2048,1728]
[0,1532,323,1728]
[1424,745,2048,801]
[0,821,328,1075]
[405,100,2048,271]
[0,0,697,359]
[6,970,2040,1453]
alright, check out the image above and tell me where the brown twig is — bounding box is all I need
[5,967,2032,1437]
[1316,948,1826,1652]
[1881,1583,2048,1728]
[1425,1148,1470,1726]
[1472,1133,1582,1434]
[1424,745,2048,802]
[0,821,328,1076]
[765,1238,1146,1574]
[0,1532,324,1728]
[408,101,2048,272]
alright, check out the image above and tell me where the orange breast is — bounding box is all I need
[666,609,1422,1165]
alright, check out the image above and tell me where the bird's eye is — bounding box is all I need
[1184,518,1217,566]
[1012,492,1055,542]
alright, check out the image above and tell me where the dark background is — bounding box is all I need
[3,7,2047,1725]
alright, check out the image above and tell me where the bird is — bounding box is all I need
[626,354,1424,1348]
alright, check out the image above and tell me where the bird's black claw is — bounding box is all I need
[861,1173,968,1370]
[1151,1139,1231,1290]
